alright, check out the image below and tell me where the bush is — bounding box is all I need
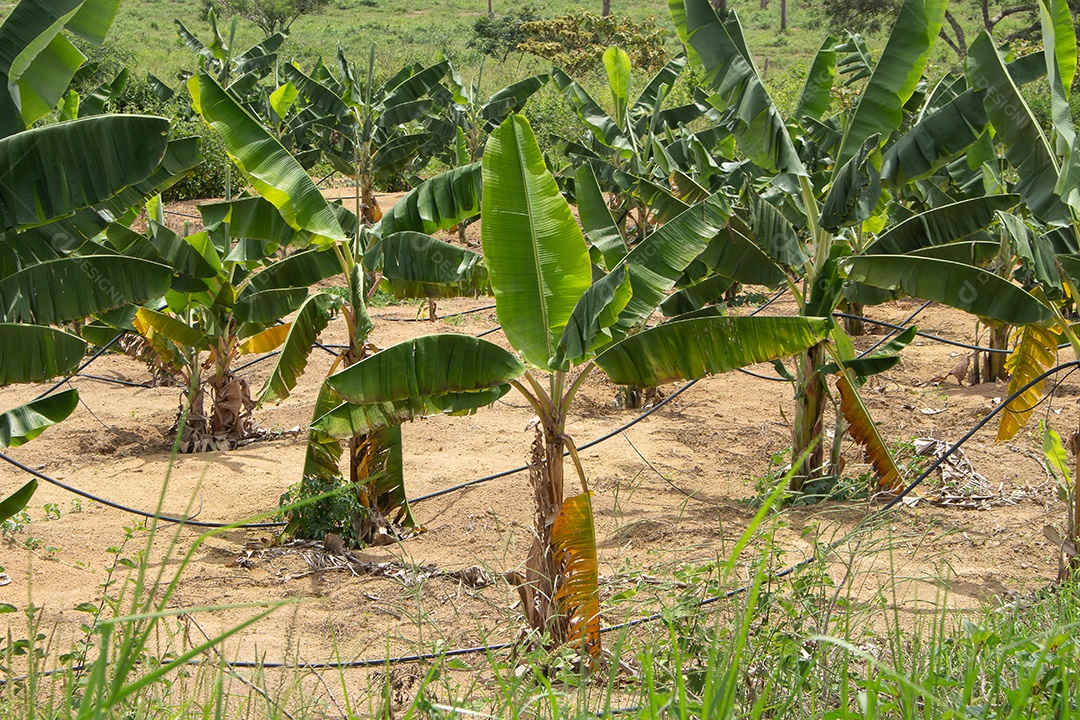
[518,10,671,75]
[279,475,367,548]
[113,75,239,201]
[468,6,540,62]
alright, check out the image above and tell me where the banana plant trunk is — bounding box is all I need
[790,342,827,490]
[519,415,568,642]
[843,301,865,336]
[982,323,1011,382]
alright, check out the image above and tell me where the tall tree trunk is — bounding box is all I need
[760,0,768,8]
[790,342,827,490]
[780,0,787,31]
[711,0,726,13]
[601,0,610,16]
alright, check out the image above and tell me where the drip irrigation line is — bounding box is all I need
[163,209,202,220]
[74,374,152,389]
[33,335,123,401]
[4,365,1077,677]
[381,304,497,322]
[408,380,699,505]
[736,367,788,382]
[315,170,336,187]
[606,358,1080,632]
[833,312,1014,354]
[476,326,502,338]
[859,301,932,356]
[0,453,285,529]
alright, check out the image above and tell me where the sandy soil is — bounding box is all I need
[0,201,1074,704]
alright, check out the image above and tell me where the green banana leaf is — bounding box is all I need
[0,388,78,448]
[0,480,36,525]
[669,0,804,175]
[612,194,732,335]
[327,333,525,405]
[381,231,486,298]
[795,36,837,122]
[189,71,346,243]
[0,255,170,325]
[552,265,632,369]
[0,115,170,231]
[595,315,830,386]
[552,68,627,153]
[317,334,525,436]
[660,274,734,316]
[909,240,1001,264]
[845,255,1052,325]
[575,163,626,270]
[603,46,632,127]
[200,196,309,247]
[819,134,882,231]
[258,293,337,405]
[968,31,1069,225]
[314,388,510,438]
[746,190,808,267]
[234,287,309,325]
[481,115,593,369]
[632,54,687,119]
[834,0,945,168]
[881,89,989,186]
[683,225,786,286]
[863,195,1019,255]
[375,162,482,236]
[283,63,351,117]
[0,0,82,135]
[0,323,85,385]
[1039,0,1075,156]
[481,74,550,123]
[241,247,341,296]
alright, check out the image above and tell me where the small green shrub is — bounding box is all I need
[279,475,367,547]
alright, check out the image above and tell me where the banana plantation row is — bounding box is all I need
[1,0,1078,661]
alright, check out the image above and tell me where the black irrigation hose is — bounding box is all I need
[33,335,123,401]
[0,452,285,529]
[163,209,202,221]
[6,340,1077,675]
[407,380,700,505]
[74,374,152,389]
[35,359,1075,674]
[833,312,1014,354]
[860,301,933,356]
[381,304,497,322]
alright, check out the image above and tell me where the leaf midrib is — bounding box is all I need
[515,120,552,364]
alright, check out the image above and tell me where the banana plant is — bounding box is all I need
[553,48,719,242]
[670,0,1056,491]
[122,205,342,451]
[312,114,829,658]
[283,46,448,224]
[175,9,287,92]
[187,67,486,540]
[0,0,197,512]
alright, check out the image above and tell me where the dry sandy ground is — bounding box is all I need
[0,198,1074,706]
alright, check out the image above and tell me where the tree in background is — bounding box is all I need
[821,0,1080,57]
[468,6,540,61]
[200,0,330,37]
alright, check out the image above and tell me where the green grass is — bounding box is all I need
[3,505,1078,718]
